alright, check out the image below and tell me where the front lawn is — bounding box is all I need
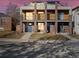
[69,34,79,39]
[30,33,48,39]
[30,33,69,40]
[0,31,24,39]
[39,35,69,40]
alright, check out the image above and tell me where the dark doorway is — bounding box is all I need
[47,22,55,33]
[58,22,69,33]
[25,23,33,32]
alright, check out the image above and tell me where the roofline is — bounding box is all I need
[32,0,59,3]
[72,6,79,11]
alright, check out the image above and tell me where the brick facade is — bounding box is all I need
[0,17,12,31]
[19,1,72,34]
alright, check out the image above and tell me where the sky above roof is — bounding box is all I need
[0,0,79,13]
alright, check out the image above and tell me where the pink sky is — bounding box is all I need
[0,0,79,13]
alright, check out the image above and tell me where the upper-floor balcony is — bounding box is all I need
[57,10,71,22]
[22,10,56,22]
[47,10,56,22]
[22,10,35,22]
[21,10,71,22]
[58,15,71,22]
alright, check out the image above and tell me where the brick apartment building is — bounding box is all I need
[72,6,79,34]
[19,1,72,34]
[0,13,12,31]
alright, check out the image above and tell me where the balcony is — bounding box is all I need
[58,10,70,22]
[37,10,45,21]
[58,15,70,22]
[47,10,56,22]
[64,15,70,21]
[22,10,35,22]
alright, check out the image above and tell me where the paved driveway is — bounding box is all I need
[0,40,79,58]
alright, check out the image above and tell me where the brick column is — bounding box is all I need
[34,2,37,32]
[69,14,72,34]
[69,22,72,34]
[20,14,23,33]
[34,22,37,32]
[45,2,47,33]
[55,2,58,34]
[45,22,47,33]
[32,24,35,33]
[23,23,25,32]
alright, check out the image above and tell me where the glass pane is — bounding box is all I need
[38,23,44,31]
[26,12,33,20]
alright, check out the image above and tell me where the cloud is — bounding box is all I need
[0,0,79,13]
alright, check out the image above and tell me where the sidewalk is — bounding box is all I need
[21,32,32,40]
[0,33,33,42]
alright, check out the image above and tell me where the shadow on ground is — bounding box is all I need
[0,40,79,58]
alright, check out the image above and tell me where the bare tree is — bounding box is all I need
[6,2,18,31]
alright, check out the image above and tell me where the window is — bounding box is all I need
[37,11,45,20]
[0,18,3,27]
[26,12,34,20]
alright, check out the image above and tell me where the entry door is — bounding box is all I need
[47,23,50,32]
[25,23,33,32]
[58,23,64,33]
[60,26,64,32]
[27,25,32,32]
[47,23,52,32]
[38,23,45,32]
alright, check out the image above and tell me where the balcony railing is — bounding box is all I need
[47,14,56,21]
[58,15,70,22]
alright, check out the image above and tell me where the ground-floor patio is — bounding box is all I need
[22,22,72,34]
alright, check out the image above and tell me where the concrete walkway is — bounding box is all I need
[21,32,32,40]
[0,32,33,42]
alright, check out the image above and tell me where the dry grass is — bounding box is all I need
[30,32,48,39]
[70,34,79,39]
[0,31,24,39]
[30,33,69,40]
[39,35,69,40]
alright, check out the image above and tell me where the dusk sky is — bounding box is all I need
[0,0,79,13]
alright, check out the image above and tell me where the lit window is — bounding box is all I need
[26,12,33,20]
[0,19,3,27]
[38,23,44,31]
